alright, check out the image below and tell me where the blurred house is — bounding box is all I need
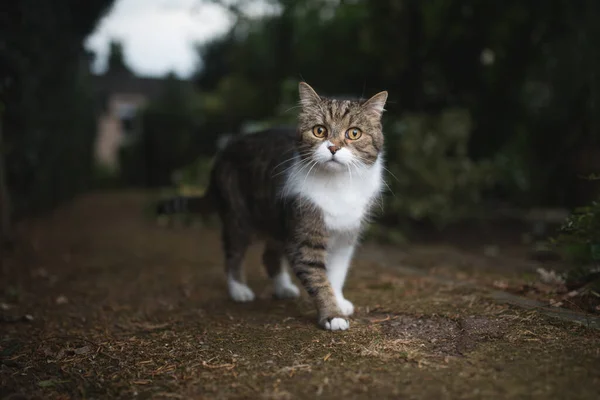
[91,70,190,169]
[92,72,155,168]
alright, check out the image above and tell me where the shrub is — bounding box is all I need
[555,199,600,264]
[382,108,498,228]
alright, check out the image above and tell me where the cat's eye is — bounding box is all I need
[346,128,362,140]
[312,125,327,138]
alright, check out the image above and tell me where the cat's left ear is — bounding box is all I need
[362,91,388,117]
[298,82,321,107]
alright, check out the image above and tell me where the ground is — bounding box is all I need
[1,192,599,399]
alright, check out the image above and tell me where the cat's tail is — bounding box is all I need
[155,193,215,218]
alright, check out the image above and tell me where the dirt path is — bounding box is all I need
[1,192,599,399]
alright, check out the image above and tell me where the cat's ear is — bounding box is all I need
[298,82,321,107]
[362,91,388,117]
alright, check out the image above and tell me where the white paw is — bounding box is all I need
[323,318,350,331]
[337,297,354,316]
[273,271,300,299]
[228,280,255,302]
[274,282,300,299]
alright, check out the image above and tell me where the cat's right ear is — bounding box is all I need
[298,82,321,107]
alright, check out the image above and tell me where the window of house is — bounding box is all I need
[116,103,137,135]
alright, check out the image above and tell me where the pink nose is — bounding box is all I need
[328,145,339,155]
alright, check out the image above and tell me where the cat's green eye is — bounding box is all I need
[346,128,362,140]
[312,125,327,138]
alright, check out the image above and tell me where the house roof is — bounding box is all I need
[90,71,193,110]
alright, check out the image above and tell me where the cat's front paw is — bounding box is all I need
[337,297,354,316]
[322,317,350,331]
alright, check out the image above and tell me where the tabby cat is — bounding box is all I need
[157,82,388,330]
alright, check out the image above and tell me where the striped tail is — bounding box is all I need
[155,195,214,217]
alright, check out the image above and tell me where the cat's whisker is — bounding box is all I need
[271,150,299,170]
[349,154,395,196]
[381,166,400,183]
[301,160,320,190]
[380,180,394,196]
[289,156,316,178]
[272,151,313,177]
[282,157,318,196]
[346,161,354,186]
[272,151,310,176]
[283,105,303,114]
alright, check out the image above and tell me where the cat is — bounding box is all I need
[156,82,388,330]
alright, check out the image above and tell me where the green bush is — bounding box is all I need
[383,108,498,227]
[555,199,600,263]
[550,196,600,287]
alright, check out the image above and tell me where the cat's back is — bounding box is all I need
[218,127,297,168]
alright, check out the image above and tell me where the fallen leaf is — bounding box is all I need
[323,353,331,362]
[56,295,69,305]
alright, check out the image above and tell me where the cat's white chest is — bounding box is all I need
[285,158,383,232]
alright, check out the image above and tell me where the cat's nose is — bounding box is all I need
[328,145,339,155]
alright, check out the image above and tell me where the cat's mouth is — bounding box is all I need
[323,158,346,171]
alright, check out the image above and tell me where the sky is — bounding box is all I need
[85,0,234,78]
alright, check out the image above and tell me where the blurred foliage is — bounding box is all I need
[553,195,600,285]
[170,157,214,192]
[555,199,600,264]
[383,108,497,227]
[558,201,600,247]
[194,0,600,208]
[0,0,115,219]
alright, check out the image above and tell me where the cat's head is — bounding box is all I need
[296,82,388,172]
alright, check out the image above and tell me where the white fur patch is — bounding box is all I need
[324,318,350,331]
[283,155,383,232]
[337,297,354,316]
[228,276,255,302]
[327,232,357,315]
[273,266,300,299]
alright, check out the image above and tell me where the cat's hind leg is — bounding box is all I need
[262,241,300,299]
[222,217,254,302]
